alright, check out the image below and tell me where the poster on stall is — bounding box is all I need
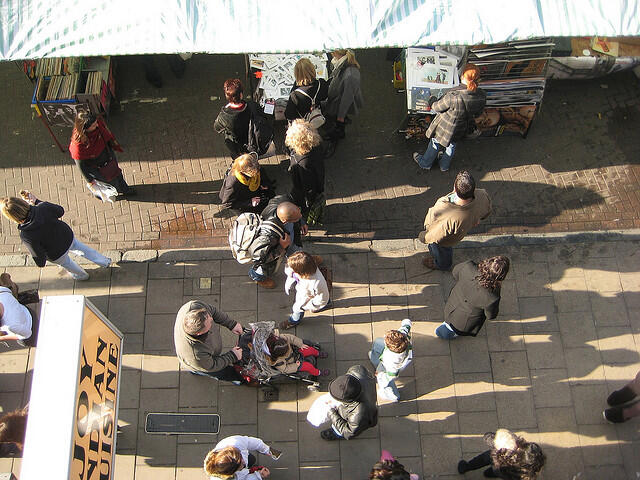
[473,105,538,138]
[405,47,460,113]
[250,53,328,101]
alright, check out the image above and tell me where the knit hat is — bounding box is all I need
[329,374,361,401]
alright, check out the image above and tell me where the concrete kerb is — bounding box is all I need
[2,230,639,266]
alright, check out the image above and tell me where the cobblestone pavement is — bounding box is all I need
[1,51,640,254]
[1,236,639,479]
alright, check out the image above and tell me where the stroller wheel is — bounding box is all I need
[307,382,320,392]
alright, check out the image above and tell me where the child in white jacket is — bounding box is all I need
[280,251,329,330]
[369,319,412,402]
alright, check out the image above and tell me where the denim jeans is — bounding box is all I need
[435,322,458,339]
[428,243,453,270]
[50,237,111,280]
[416,138,456,171]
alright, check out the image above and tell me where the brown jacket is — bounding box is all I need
[173,300,238,373]
[266,331,306,375]
[420,189,492,247]
[425,87,487,147]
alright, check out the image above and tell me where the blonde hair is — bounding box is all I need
[285,119,322,156]
[0,197,31,223]
[294,58,317,86]
[204,446,243,478]
[231,153,259,178]
[333,49,360,69]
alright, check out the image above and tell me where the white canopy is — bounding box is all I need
[1,0,638,60]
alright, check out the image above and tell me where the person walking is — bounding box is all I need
[218,153,275,214]
[436,256,510,340]
[69,111,135,198]
[0,193,111,281]
[457,429,545,479]
[322,49,363,141]
[603,369,640,423]
[320,364,378,441]
[284,119,325,220]
[418,171,491,270]
[412,64,486,172]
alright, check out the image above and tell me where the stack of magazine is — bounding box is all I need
[85,71,103,95]
[44,73,81,100]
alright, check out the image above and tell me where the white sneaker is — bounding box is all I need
[72,272,90,281]
[379,386,399,402]
[99,257,112,268]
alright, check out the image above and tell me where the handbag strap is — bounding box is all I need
[295,82,320,106]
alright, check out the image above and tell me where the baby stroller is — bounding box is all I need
[236,321,323,400]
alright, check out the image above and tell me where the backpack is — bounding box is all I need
[295,84,325,129]
[229,212,284,264]
[246,101,274,156]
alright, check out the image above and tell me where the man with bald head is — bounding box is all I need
[249,194,307,288]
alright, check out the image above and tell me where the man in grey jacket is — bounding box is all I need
[321,364,378,440]
[174,300,245,383]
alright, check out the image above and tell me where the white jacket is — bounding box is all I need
[284,266,329,313]
[209,435,270,480]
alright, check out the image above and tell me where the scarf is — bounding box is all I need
[234,169,261,192]
[331,55,349,76]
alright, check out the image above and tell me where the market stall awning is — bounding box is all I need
[1,0,639,60]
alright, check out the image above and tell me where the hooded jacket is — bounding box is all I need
[17,201,74,267]
[173,300,238,373]
[328,364,378,439]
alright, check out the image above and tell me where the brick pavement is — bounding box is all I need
[1,51,640,254]
[1,236,639,479]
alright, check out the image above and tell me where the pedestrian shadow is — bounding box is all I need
[131,180,223,204]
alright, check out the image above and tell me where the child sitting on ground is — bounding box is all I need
[266,332,329,377]
[279,251,329,330]
[369,319,412,402]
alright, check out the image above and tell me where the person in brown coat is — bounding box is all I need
[418,171,491,270]
[412,64,486,172]
[436,256,510,339]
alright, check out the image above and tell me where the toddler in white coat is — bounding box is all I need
[369,319,412,402]
[280,251,329,330]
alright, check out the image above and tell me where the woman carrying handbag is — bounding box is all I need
[69,111,136,199]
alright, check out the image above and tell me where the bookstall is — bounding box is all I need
[396,39,554,140]
[246,53,328,120]
[23,56,116,151]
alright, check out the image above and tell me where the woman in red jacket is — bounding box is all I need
[69,111,135,198]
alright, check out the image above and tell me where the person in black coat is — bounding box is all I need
[248,196,305,289]
[214,78,254,159]
[436,256,510,339]
[0,193,111,281]
[320,364,378,441]
[285,58,328,122]
[284,119,325,218]
[218,153,274,214]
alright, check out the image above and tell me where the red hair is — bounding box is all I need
[462,64,480,92]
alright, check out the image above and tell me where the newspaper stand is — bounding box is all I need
[20,295,123,480]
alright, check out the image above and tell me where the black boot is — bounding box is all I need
[607,385,637,406]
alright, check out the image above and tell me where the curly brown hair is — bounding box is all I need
[384,330,410,353]
[491,437,545,480]
[476,255,510,291]
[369,459,410,480]
[287,251,317,278]
[203,446,244,477]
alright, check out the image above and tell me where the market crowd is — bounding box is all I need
[1,49,636,480]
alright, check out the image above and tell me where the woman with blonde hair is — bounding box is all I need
[284,119,325,220]
[203,435,276,479]
[413,64,486,172]
[218,153,274,214]
[322,49,363,141]
[69,110,134,198]
[0,192,111,281]
[285,58,328,122]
